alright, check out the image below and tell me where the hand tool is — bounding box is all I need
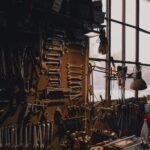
[68,85,82,90]
[67,64,83,69]
[19,125,23,147]
[48,83,60,87]
[5,127,8,147]
[46,61,61,66]
[44,56,61,62]
[11,127,15,148]
[25,124,28,149]
[1,48,7,78]
[45,48,64,56]
[49,78,60,83]
[0,128,2,148]
[28,123,32,147]
[8,127,11,148]
[15,126,18,149]
[47,71,60,76]
[44,53,61,58]
[68,81,82,86]
[38,123,43,149]
[33,124,38,149]
[42,123,46,148]
[47,122,50,147]
[67,76,82,81]
[67,71,83,75]
[48,81,60,85]
[48,68,60,72]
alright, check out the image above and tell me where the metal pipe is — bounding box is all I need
[135,0,140,99]
[122,0,126,103]
[106,0,111,106]
[89,57,150,67]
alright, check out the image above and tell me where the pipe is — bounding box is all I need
[135,0,140,99]
[89,57,150,67]
[106,0,111,106]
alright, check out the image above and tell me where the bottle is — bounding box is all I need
[140,119,149,145]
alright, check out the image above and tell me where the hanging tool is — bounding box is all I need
[38,123,43,149]
[33,125,38,149]
[46,61,61,66]
[25,124,28,149]
[0,128,2,148]
[69,85,82,90]
[67,70,83,75]
[11,127,15,148]
[48,68,60,72]
[44,53,61,58]
[15,126,18,149]
[67,64,83,69]
[67,75,82,81]
[68,81,82,86]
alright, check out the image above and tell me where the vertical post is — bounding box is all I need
[122,0,126,102]
[106,0,111,106]
[135,0,140,99]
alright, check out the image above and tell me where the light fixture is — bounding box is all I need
[84,30,100,38]
[130,66,147,90]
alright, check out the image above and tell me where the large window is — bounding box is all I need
[89,0,150,101]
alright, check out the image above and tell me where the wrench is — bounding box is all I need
[0,128,2,148]
[47,71,60,76]
[44,53,61,58]
[38,123,43,149]
[11,127,15,148]
[67,64,83,69]
[42,123,46,148]
[69,85,82,90]
[49,79,60,83]
[68,81,82,86]
[25,125,28,149]
[33,125,38,149]
[5,128,8,147]
[44,57,60,62]
[48,83,60,87]
[15,126,18,149]
[67,76,82,81]
[7,127,10,148]
[67,71,83,75]
[46,61,61,66]
[19,125,23,147]
[48,68,60,72]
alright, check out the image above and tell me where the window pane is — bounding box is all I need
[126,0,136,26]
[111,23,122,60]
[139,32,150,64]
[111,0,122,21]
[126,27,135,61]
[140,0,150,31]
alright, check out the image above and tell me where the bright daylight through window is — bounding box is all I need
[89,0,150,101]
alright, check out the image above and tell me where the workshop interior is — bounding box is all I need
[0,0,150,149]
